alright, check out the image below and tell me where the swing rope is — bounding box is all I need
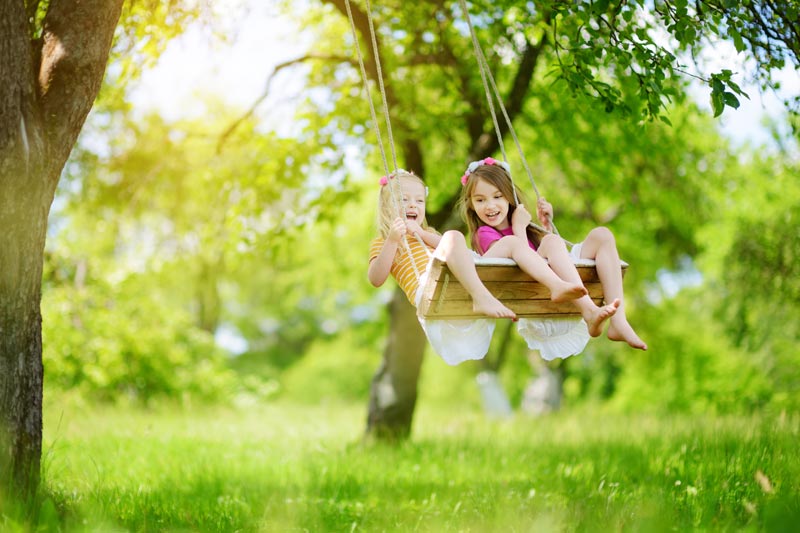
[343,0,394,184]
[344,0,431,283]
[458,0,511,193]
[457,0,559,236]
[363,0,400,175]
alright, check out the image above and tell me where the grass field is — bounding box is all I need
[6,400,800,531]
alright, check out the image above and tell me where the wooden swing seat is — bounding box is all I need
[417,257,628,319]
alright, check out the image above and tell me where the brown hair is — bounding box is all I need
[457,164,542,250]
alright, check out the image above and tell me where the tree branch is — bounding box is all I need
[322,0,421,173]
[470,21,550,162]
[321,0,396,104]
[217,53,354,153]
[745,2,800,68]
[38,0,124,172]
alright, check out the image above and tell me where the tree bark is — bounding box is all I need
[0,158,48,498]
[1,0,124,497]
[365,288,426,441]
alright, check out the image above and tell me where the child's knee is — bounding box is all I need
[443,230,465,242]
[589,226,615,243]
[437,231,467,259]
[441,230,466,248]
[540,234,563,247]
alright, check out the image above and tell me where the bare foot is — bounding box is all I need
[608,318,647,350]
[473,294,517,320]
[550,281,588,303]
[584,299,619,337]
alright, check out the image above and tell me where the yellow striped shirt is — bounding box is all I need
[369,236,432,304]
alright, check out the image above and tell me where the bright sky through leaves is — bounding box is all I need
[131,0,309,129]
[130,1,798,146]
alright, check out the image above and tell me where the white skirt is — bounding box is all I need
[518,241,590,360]
[415,252,496,366]
[414,243,591,365]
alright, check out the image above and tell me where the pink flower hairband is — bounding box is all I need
[460,157,511,185]
[378,169,410,187]
[378,169,429,197]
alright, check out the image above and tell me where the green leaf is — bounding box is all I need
[622,8,633,23]
[594,0,610,14]
[731,29,746,53]
[723,91,740,110]
[710,90,724,117]
[726,79,749,99]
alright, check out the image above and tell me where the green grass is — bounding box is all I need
[9,400,800,531]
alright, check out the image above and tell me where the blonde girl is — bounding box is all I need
[460,158,646,350]
[368,170,515,365]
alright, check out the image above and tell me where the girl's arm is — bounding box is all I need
[406,220,441,248]
[511,204,532,239]
[368,218,405,287]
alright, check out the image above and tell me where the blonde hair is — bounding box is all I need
[457,164,542,249]
[375,170,432,239]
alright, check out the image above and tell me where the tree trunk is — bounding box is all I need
[1,0,125,497]
[0,158,50,498]
[365,288,427,441]
[1,0,48,499]
[0,81,52,496]
[521,353,564,416]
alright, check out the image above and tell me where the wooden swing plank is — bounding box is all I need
[432,281,605,301]
[418,257,627,320]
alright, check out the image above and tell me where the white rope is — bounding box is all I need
[457,0,560,235]
[364,0,400,174]
[344,0,431,279]
[344,0,392,186]
[475,44,541,200]
[457,0,515,203]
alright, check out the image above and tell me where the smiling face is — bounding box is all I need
[399,176,426,223]
[470,177,511,230]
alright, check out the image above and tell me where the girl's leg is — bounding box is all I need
[435,231,516,319]
[538,233,619,337]
[579,227,647,350]
[483,236,586,302]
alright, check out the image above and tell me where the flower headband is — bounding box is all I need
[379,169,428,197]
[379,168,409,187]
[460,157,511,185]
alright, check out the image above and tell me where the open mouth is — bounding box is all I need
[406,213,418,220]
[484,210,501,222]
